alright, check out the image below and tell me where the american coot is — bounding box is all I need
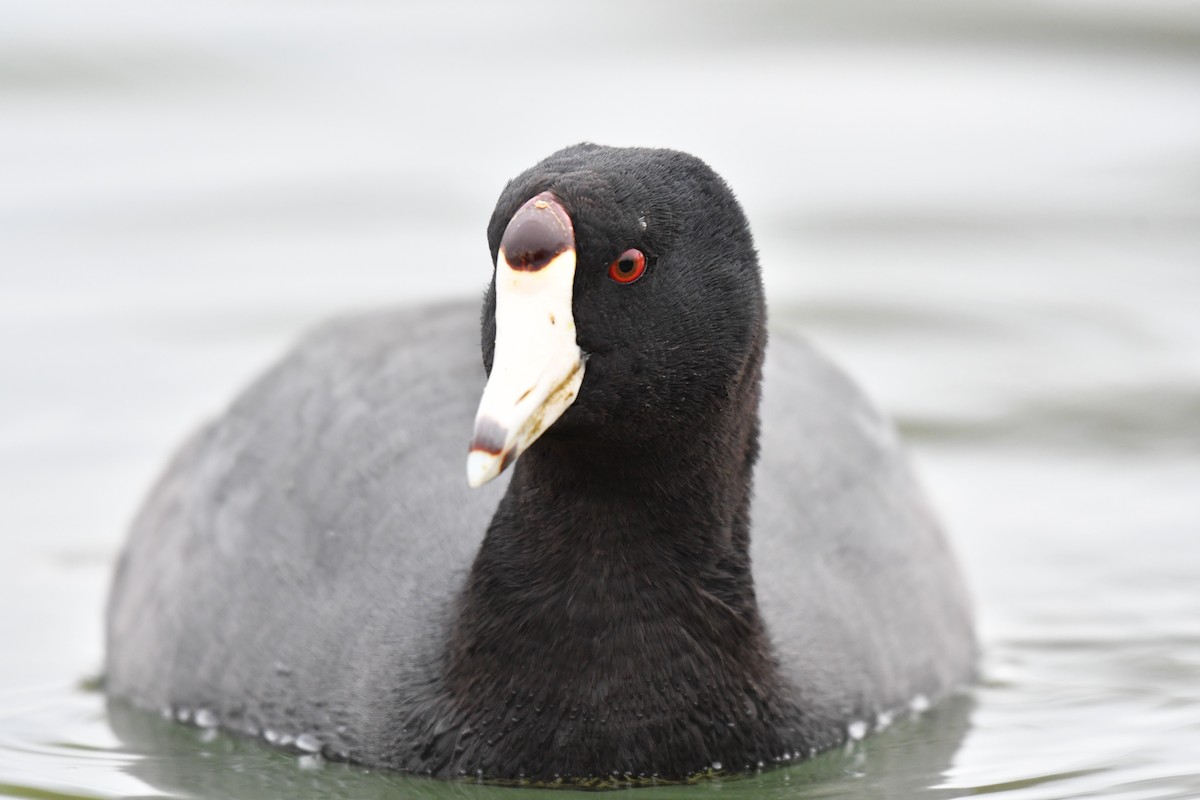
[105,144,975,784]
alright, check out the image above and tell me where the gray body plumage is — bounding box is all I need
[106,300,974,770]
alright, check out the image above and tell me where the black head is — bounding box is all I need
[480,144,765,447]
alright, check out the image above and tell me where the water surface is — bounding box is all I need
[2,1,1198,798]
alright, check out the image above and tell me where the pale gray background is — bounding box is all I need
[1,1,1198,798]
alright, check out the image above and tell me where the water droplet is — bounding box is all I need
[277,733,295,747]
[199,728,217,743]
[711,760,723,771]
[848,720,868,740]
[264,729,281,745]
[876,710,894,730]
[910,694,931,713]
[298,753,324,770]
[174,708,191,723]
[295,733,321,753]
[194,708,218,728]
[756,760,764,769]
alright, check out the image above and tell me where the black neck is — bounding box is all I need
[420,339,805,781]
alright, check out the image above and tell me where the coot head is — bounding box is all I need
[469,143,765,485]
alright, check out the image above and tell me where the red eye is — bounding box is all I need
[608,248,647,284]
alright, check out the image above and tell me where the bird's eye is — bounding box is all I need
[608,249,647,284]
